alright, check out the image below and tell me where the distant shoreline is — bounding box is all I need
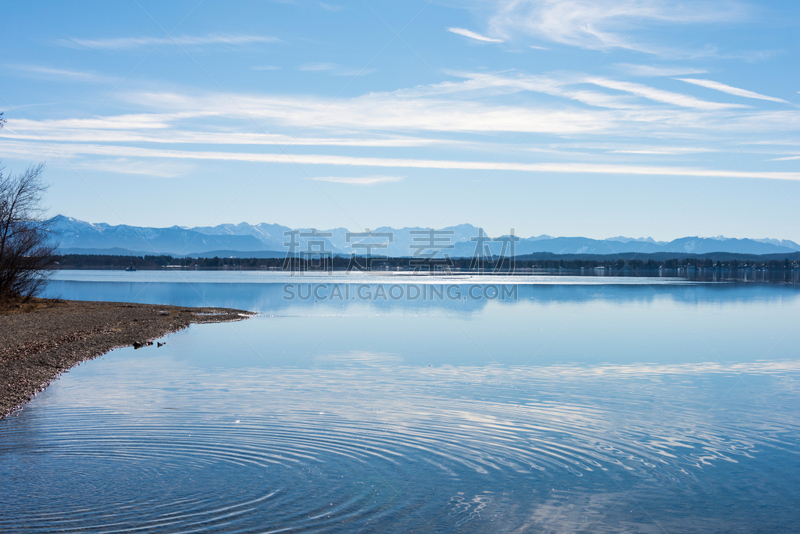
[0,299,254,419]
[43,256,800,285]
[47,251,800,273]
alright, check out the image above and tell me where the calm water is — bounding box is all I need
[2,272,800,532]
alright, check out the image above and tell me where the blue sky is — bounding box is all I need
[1,0,799,240]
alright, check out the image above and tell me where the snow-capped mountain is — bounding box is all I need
[50,216,800,257]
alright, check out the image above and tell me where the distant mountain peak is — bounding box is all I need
[605,236,658,244]
[49,215,800,257]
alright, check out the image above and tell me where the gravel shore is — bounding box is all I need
[0,298,254,419]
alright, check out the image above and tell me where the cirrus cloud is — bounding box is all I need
[677,78,788,103]
[61,33,280,50]
[483,0,747,54]
[312,176,404,185]
[447,27,503,43]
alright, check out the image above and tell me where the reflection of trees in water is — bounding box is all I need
[41,279,800,315]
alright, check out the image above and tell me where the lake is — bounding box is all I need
[2,271,800,533]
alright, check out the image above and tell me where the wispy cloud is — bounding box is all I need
[8,67,794,149]
[103,71,798,137]
[5,69,797,182]
[16,113,178,130]
[425,70,757,112]
[588,77,748,110]
[318,2,344,12]
[484,0,747,53]
[6,64,117,83]
[726,49,783,62]
[121,87,621,134]
[252,65,281,71]
[313,175,404,185]
[62,33,280,50]
[677,78,788,103]
[447,27,503,43]
[614,63,708,77]
[1,119,471,148]
[297,62,374,76]
[297,62,337,71]
[610,146,717,155]
[72,158,193,178]
[6,140,799,181]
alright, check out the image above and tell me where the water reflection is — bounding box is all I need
[44,270,800,314]
[1,274,799,532]
[3,356,799,533]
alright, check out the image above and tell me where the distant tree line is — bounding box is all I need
[49,254,800,272]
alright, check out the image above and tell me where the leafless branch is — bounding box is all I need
[0,163,57,300]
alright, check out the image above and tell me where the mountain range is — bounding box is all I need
[50,215,800,258]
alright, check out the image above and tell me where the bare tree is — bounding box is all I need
[0,163,57,300]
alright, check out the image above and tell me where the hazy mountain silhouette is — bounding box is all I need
[51,215,800,257]
[51,216,266,256]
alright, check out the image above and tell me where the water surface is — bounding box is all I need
[2,272,799,532]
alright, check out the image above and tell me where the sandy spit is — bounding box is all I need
[0,298,254,419]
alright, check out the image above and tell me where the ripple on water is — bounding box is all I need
[2,363,800,532]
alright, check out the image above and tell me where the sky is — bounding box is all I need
[1,0,799,240]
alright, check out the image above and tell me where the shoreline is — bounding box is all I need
[0,298,254,419]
